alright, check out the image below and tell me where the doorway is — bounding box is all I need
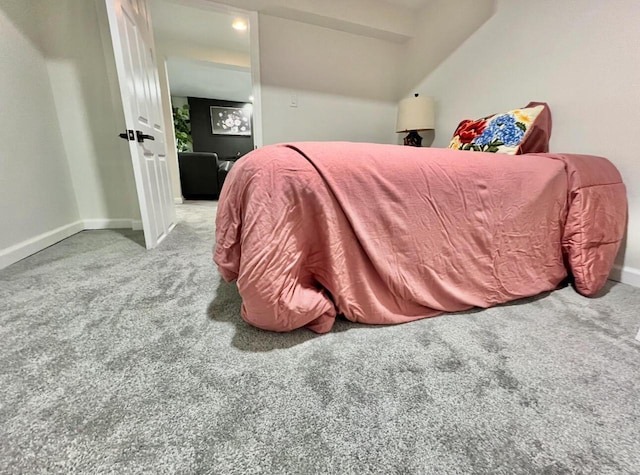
[149,0,262,202]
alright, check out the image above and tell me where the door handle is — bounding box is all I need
[119,130,135,141]
[136,130,155,143]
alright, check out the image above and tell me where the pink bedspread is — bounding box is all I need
[214,142,626,333]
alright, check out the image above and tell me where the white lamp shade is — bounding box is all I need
[396,95,435,132]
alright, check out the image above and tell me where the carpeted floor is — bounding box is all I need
[1,200,639,474]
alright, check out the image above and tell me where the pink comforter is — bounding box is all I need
[214,142,626,333]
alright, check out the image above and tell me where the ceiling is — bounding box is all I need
[151,0,250,55]
[150,0,434,101]
[151,0,252,101]
[165,58,252,102]
[380,0,430,9]
[203,0,430,43]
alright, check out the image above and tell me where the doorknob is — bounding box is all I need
[136,130,155,143]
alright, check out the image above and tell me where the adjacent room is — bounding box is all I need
[1,0,639,473]
[151,0,256,200]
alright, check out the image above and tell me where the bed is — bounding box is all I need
[213,141,626,333]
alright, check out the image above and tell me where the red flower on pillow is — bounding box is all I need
[454,119,488,143]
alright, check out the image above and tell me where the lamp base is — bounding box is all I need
[403,130,422,147]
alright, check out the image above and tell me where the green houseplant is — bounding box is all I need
[172,104,193,152]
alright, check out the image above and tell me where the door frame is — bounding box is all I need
[247,9,263,149]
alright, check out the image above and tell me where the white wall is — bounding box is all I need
[37,0,141,226]
[0,1,81,268]
[171,96,190,109]
[259,14,401,145]
[413,0,640,279]
[261,88,397,145]
[401,0,495,96]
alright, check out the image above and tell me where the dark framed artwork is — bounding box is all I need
[210,106,252,136]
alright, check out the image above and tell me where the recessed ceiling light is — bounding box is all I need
[232,19,247,31]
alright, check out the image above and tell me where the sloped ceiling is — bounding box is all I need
[206,0,431,43]
[382,0,431,8]
[166,58,252,102]
[152,0,495,100]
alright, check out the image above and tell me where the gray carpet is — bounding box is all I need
[1,200,639,474]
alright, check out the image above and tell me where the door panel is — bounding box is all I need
[106,0,175,248]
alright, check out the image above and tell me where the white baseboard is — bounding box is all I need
[1,218,144,270]
[609,265,640,289]
[0,220,84,270]
[83,219,139,230]
[174,196,184,204]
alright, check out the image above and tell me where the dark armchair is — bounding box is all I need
[178,152,220,199]
[178,151,242,200]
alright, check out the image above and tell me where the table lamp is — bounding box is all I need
[396,94,435,146]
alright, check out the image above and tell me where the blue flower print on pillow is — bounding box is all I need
[448,104,545,154]
[474,114,525,147]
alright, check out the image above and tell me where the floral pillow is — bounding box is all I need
[448,102,552,155]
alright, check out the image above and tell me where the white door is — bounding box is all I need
[105,0,175,249]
